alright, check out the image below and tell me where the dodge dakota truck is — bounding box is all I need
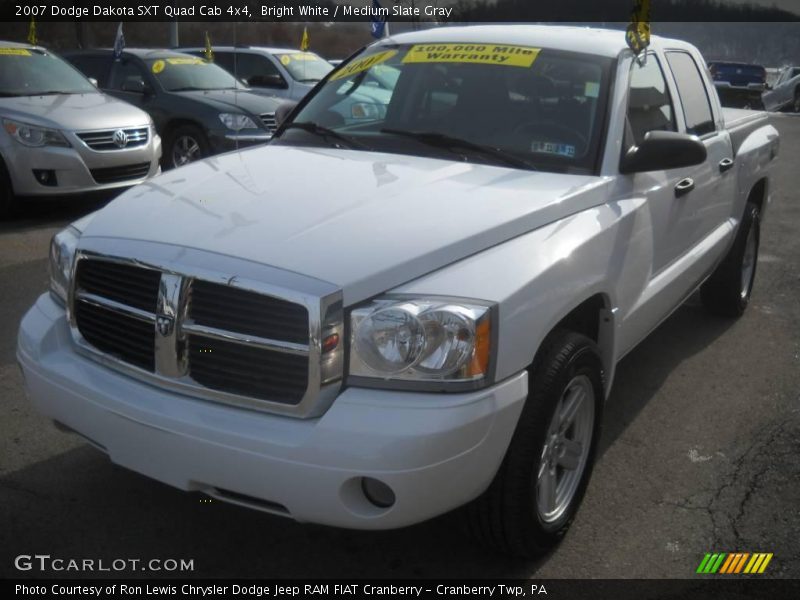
[17,26,779,557]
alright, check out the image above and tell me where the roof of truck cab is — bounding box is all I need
[383,25,693,58]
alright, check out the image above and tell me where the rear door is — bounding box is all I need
[664,50,736,248]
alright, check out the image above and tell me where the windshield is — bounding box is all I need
[278,43,613,173]
[0,47,97,96]
[275,52,334,82]
[146,57,246,91]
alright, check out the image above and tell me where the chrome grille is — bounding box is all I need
[74,300,155,372]
[260,113,277,134]
[77,127,149,151]
[190,280,308,344]
[69,255,340,415]
[188,335,309,403]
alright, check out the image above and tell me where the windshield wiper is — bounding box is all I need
[283,121,369,150]
[169,86,207,92]
[381,129,537,171]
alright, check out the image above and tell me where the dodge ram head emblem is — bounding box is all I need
[156,315,174,337]
[112,129,129,148]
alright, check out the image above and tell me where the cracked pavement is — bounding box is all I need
[1,115,799,579]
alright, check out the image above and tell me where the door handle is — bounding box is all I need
[719,157,735,173]
[675,177,695,197]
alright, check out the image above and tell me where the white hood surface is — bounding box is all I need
[83,146,610,304]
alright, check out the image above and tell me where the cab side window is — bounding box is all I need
[666,51,716,136]
[626,55,676,148]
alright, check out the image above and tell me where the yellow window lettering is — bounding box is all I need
[403,44,540,67]
[329,50,398,80]
[166,58,205,66]
[0,48,32,56]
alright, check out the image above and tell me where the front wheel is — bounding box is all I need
[163,125,209,170]
[701,202,760,318]
[463,331,604,557]
[793,89,800,113]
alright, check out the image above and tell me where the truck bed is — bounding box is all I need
[723,107,771,155]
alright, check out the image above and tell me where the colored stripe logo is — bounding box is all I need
[696,552,773,574]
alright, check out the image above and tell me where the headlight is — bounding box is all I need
[49,226,80,305]
[3,118,70,148]
[349,297,493,389]
[218,113,258,131]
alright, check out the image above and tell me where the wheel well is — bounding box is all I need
[553,294,607,343]
[748,178,767,213]
[162,119,204,140]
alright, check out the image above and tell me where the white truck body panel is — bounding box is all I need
[17,25,779,529]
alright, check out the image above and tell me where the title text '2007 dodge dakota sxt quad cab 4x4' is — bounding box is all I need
[18,26,779,557]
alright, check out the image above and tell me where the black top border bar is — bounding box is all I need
[1,0,798,23]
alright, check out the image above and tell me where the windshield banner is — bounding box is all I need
[402,44,541,67]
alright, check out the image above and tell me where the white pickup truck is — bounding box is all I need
[17,26,779,557]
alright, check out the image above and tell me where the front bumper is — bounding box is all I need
[2,133,161,197]
[17,293,527,529]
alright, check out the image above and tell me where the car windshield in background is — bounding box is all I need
[279,44,613,173]
[275,52,334,82]
[0,47,97,96]
[146,57,246,91]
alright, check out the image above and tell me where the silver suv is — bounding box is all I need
[0,42,161,217]
[181,46,334,101]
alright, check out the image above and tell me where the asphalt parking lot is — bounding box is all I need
[1,115,798,580]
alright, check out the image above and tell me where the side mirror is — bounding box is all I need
[88,77,98,87]
[248,74,288,89]
[121,76,147,95]
[620,131,707,174]
[275,99,299,128]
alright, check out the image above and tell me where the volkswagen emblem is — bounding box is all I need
[156,315,174,337]
[112,129,129,148]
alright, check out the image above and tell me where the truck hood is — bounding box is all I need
[0,92,151,131]
[82,146,610,304]
[175,89,281,116]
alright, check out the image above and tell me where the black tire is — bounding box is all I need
[163,124,209,170]
[463,330,604,557]
[0,157,19,219]
[701,202,760,318]
[793,88,800,113]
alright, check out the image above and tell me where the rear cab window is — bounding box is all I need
[665,51,716,137]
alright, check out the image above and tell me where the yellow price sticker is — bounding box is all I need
[0,48,32,56]
[166,57,205,66]
[403,44,540,67]
[151,60,166,74]
[330,50,398,81]
[279,55,291,66]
